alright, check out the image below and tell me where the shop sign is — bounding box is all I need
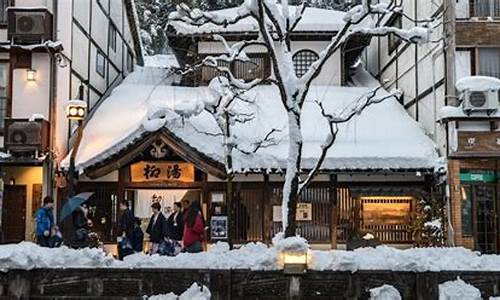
[272,203,313,222]
[456,132,500,154]
[460,171,496,183]
[130,161,195,183]
[210,216,228,240]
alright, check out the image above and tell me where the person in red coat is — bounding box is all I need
[182,201,204,253]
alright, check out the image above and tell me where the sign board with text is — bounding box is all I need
[130,161,195,183]
[455,131,500,156]
[273,203,313,222]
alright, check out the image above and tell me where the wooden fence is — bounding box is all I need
[3,269,500,299]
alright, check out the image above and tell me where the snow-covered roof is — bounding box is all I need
[456,76,500,92]
[144,55,179,68]
[65,66,438,175]
[168,6,346,35]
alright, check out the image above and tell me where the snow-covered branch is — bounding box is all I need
[234,128,282,155]
[298,86,401,194]
[170,2,251,29]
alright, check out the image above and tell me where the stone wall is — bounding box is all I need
[2,269,500,299]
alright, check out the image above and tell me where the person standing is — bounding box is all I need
[130,217,144,253]
[118,200,135,259]
[182,201,204,253]
[35,196,55,247]
[146,202,166,254]
[166,202,183,242]
[71,203,89,249]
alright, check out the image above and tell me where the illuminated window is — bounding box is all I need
[292,50,319,78]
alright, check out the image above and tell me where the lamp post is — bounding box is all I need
[66,84,87,197]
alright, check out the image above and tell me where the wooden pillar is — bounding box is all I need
[330,174,338,249]
[263,174,272,243]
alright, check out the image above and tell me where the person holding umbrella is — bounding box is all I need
[59,192,94,248]
[71,203,89,249]
[35,196,55,247]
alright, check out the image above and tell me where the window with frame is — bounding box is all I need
[109,24,117,52]
[199,53,270,85]
[461,185,473,236]
[127,51,134,73]
[96,50,106,77]
[0,62,9,130]
[0,0,9,25]
[292,50,319,78]
[471,0,500,17]
[387,14,402,54]
[478,48,500,78]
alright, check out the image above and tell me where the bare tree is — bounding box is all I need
[177,60,280,247]
[170,0,441,238]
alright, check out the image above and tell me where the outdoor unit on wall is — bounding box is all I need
[462,90,499,113]
[4,119,50,155]
[7,8,53,44]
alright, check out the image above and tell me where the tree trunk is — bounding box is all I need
[282,112,303,238]
[224,112,234,248]
[284,175,300,237]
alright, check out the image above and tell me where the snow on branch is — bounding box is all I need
[298,86,401,194]
[170,2,251,29]
[234,128,282,155]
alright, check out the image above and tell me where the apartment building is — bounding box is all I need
[366,0,500,253]
[0,0,143,243]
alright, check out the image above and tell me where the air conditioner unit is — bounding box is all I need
[5,119,50,154]
[462,90,499,113]
[8,8,53,44]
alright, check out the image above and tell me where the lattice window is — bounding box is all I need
[292,50,319,78]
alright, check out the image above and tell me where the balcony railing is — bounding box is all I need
[472,0,500,17]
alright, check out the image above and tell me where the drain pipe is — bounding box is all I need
[45,0,58,199]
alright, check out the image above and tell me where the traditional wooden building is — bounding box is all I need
[365,0,500,252]
[0,0,143,243]
[60,6,440,248]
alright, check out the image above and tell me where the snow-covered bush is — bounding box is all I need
[438,278,481,300]
[147,283,211,300]
[369,284,401,300]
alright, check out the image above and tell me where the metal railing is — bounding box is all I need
[472,0,500,17]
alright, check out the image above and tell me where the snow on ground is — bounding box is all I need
[438,278,481,300]
[147,283,211,300]
[63,66,439,173]
[5,241,500,272]
[369,284,401,300]
[0,242,115,271]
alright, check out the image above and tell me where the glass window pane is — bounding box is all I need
[461,185,473,236]
[479,48,500,78]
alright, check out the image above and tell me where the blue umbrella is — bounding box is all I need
[59,192,94,221]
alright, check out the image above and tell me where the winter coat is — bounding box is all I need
[182,214,204,248]
[129,225,144,252]
[71,208,89,248]
[118,208,135,237]
[35,207,54,237]
[146,213,166,243]
[166,212,184,241]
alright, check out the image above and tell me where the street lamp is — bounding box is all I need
[26,69,37,82]
[66,100,87,120]
[66,84,87,198]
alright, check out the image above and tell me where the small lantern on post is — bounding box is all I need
[282,248,308,274]
[66,99,87,120]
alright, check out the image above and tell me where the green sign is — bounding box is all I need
[460,171,497,183]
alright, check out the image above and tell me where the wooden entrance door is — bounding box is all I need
[1,185,27,243]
